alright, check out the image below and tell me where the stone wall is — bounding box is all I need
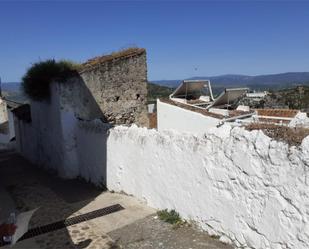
[76,48,149,127]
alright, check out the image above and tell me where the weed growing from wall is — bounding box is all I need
[22,59,81,101]
[157,209,183,225]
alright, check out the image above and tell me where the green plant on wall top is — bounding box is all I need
[22,59,81,101]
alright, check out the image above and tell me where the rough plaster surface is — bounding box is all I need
[15,97,108,184]
[15,98,309,248]
[106,125,309,249]
[289,112,309,127]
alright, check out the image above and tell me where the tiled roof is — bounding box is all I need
[160,98,224,119]
[257,118,290,124]
[80,48,145,72]
[160,98,254,119]
[255,109,299,118]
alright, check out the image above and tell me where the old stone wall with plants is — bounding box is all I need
[78,48,149,127]
[21,48,149,127]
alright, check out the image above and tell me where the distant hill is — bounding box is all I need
[152,72,309,91]
[1,81,174,104]
[147,82,174,103]
[3,76,309,107]
[1,82,21,93]
[1,82,28,103]
[266,86,309,112]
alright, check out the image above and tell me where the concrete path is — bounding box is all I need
[0,150,232,249]
[109,215,232,249]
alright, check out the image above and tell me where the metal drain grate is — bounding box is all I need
[0,204,124,247]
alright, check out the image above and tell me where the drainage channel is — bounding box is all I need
[0,204,124,247]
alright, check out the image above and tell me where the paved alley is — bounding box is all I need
[0,150,232,249]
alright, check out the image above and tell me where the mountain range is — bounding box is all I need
[152,72,309,90]
[1,82,21,93]
[2,72,309,97]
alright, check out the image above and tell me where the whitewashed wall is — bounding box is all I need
[14,89,309,249]
[0,133,10,150]
[0,98,8,124]
[15,83,80,177]
[107,125,309,249]
[0,99,14,150]
[157,99,220,135]
[8,110,15,140]
[75,119,110,186]
[14,82,108,184]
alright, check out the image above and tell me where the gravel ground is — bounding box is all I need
[109,215,233,249]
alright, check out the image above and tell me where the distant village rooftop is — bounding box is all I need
[165,79,252,120]
[157,80,309,134]
[159,98,254,120]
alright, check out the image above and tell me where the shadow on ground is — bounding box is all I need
[0,150,234,249]
[0,150,111,249]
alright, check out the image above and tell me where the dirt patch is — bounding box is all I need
[108,214,233,249]
[255,109,299,118]
[148,113,157,129]
[246,123,309,146]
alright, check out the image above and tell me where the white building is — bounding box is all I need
[157,80,252,135]
[246,91,268,99]
[0,97,16,149]
[157,80,309,135]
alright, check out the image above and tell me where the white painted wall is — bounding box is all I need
[0,98,14,150]
[157,99,221,135]
[106,125,309,249]
[289,112,309,128]
[75,119,110,186]
[0,133,10,148]
[15,83,81,178]
[14,86,309,249]
[8,109,15,140]
[14,82,107,184]
[0,98,8,124]
[147,104,155,113]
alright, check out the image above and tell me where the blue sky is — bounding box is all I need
[0,1,309,82]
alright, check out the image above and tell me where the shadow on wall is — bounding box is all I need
[59,73,113,187]
[16,73,113,186]
[11,76,113,247]
[11,48,148,247]
[0,150,111,248]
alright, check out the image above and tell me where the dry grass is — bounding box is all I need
[246,123,309,146]
[81,47,145,69]
[255,109,299,118]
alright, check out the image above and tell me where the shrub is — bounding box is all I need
[157,209,182,225]
[22,59,81,101]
